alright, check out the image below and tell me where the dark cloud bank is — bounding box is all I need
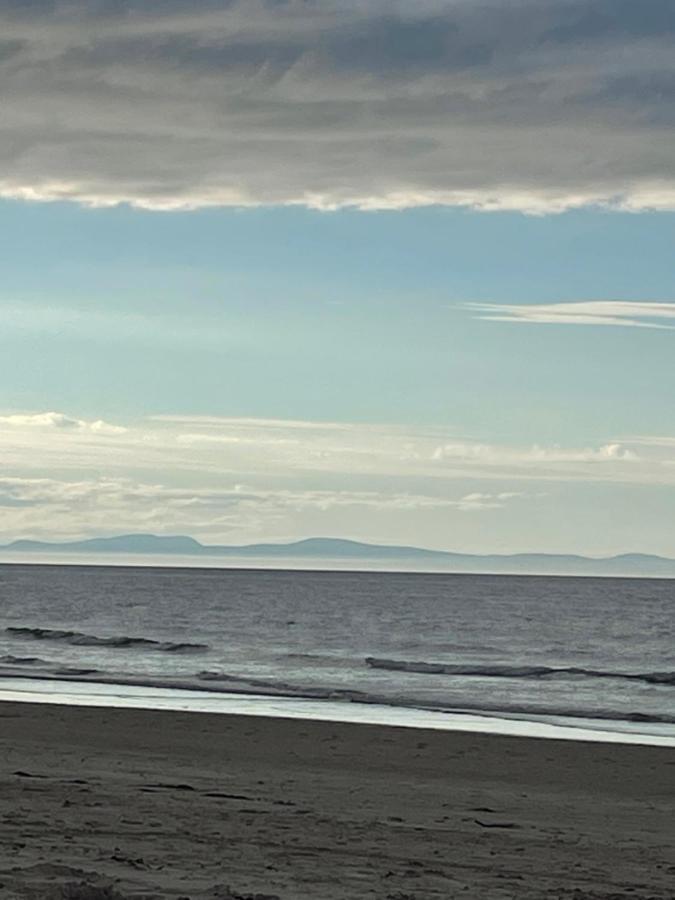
[0,0,673,212]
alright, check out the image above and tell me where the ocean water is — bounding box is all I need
[0,563,673,740]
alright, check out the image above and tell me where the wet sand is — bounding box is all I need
[0,700,673,899]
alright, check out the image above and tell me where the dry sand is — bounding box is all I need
[0,700,673,899]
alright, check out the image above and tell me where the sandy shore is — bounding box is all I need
[0,702,673,899]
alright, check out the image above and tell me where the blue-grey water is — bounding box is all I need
[0,563,673,738]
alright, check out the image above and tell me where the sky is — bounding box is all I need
[1,0,675,556]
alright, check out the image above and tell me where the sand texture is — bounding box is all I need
[0,701,673,899]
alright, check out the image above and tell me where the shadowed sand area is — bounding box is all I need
[0,702,673,899]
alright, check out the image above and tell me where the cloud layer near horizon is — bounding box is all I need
[1,0,674,213]
[2,410,675,544]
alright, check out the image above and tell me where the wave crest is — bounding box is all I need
[4,626,209,654]
[365,657,675,686]
[0,663,672,726]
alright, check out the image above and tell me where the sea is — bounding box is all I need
[1,562,673,745]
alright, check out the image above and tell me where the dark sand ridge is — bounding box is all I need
[0,701,673,899]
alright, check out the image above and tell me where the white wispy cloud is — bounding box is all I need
[0,476,532,542]
[3,409,675,542]
[469,301,675,329]
[455,491,526,511]
[0,411,126,434]
[432,441,637,464]
[625,436,675,448]
[0,2,674,213]
[0,409,668,487]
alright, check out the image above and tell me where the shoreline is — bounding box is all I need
[2,675,675,747]
[1,699,673,899]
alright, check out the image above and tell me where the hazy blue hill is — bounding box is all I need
[6,534,204,554]
[207,537,453,559]
[2,533,675,577]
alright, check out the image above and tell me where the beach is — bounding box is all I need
[0,701,673,899]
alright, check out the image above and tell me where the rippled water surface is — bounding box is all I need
[1,563,673,736]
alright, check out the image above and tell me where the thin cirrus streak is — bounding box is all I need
[467,301,675,329]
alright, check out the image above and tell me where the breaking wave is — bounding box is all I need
[0,662,673,727]
[4,627,209,654]
[0,654,47,666]
[365,657,675,686]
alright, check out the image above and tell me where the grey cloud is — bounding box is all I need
[0,0,673,211]
[542,0,675,43]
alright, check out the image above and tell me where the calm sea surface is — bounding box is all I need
[1,563,673,738]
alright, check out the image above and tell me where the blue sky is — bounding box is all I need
[3,199,675,555]
[3,200,675,438]
[1,1,675,555]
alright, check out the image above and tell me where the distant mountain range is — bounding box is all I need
[1,533,675,577]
